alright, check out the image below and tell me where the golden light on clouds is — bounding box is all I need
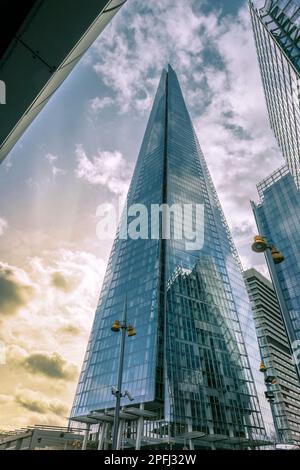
[0,263,34,316]
[0,249,105,430]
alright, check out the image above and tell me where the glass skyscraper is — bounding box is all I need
[249,0,300,188]
[71,66,274,449]
[252,165,300,381]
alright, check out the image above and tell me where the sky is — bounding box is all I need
[0,0,283,430]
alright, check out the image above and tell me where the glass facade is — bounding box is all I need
[245,268,300,445]
[71,66,274,445]
[249,0,300,188]
[252,165,300,381]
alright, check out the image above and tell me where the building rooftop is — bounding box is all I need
[244,267,273,290]
[256,164,289,200]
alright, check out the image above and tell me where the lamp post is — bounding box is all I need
[251,235,284,264]
[259,360,281,444]
[111,298,136,450]
[252,235,284,444]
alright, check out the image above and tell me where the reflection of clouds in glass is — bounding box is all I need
[253,0,267,9]
[166,258,254,427]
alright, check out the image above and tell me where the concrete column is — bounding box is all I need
[116,419,124,450]
[208,423,215,450]
[187,419,194,450]
[98,423,107,450]
[82,423,90,450]
[29,430,36,450]
[135,404,144,450]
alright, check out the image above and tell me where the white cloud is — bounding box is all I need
[75,144,131,196]
[0,217,7,236]
[192,6,283,268]
[88,0,218,113]
[45,153,58,163]
[45,153,66,178]
[89,96,114,113]
[51,166,66,177]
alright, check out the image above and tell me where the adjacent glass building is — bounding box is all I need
[252,165,300,381]
[249,0,300,188]
[244,268,300,445]
[71,66,274,449]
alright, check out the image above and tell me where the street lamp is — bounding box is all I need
[259,360,281,443]
[251,235,284,264]
[111,298,136,450]
[252,234,284,444]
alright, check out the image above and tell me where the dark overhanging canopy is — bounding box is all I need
[0,0,126,164]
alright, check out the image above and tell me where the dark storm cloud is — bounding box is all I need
[23,352,77,380]
[51,271,73,292]
[0,264,33,315]
[58,324,81,336]
[15,395,46,414]
[15,389,68,416]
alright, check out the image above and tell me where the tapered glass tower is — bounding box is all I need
[71,66,274,448]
